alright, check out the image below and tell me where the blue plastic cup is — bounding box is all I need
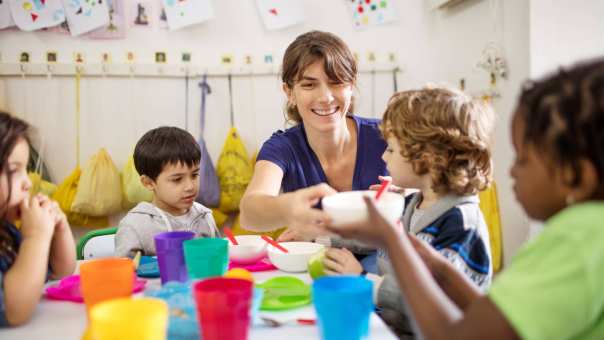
[154,231,195,284]
[312,276,374,340]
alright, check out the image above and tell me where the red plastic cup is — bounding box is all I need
[193,277,253,340]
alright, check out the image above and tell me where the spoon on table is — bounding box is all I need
[260,317,316,327]
[224,227,238,245]
[261,235,289,253]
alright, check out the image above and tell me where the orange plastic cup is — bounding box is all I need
[89,297,168,340]
[80,258,135,315]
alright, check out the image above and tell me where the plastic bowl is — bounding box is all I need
[227,235,268,265]
[267,242,324,273]
[322,190,404,227]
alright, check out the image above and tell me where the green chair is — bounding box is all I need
[76,227,118,260]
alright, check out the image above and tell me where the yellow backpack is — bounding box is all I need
[52,167,109,228]
[216,127,253,213]
[71,148,122,217]
[121,155,152,209]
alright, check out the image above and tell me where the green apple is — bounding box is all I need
[307,248,327,280]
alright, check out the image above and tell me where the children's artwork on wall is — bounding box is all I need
[161,0,213,31]
[8,0,65,31]
[255,0,305,31]
[346,0,397,30]
[130,0,152,26]
[0,0,17,29]
[87,0,126,39]
[62,0,110,36]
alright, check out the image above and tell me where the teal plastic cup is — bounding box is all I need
[183,238,228,280]
[312,276,374,340]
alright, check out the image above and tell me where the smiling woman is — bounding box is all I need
[239,31,388,273]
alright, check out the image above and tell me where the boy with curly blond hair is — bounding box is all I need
[324,86,494,337]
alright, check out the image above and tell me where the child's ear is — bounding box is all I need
[564,158,599,202]
[140,175,156,192]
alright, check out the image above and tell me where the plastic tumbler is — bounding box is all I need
[312,276,374,340]
[89,297,168,340]
[183,238,228,279]
[193,277,253,340]
[154,231,195,284]
[79,257,134,315]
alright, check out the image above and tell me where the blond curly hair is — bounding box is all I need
[381,86,495,195]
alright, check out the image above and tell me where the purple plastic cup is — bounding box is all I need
[154,231,195,284]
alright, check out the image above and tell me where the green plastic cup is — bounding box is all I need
[183,238,228,280]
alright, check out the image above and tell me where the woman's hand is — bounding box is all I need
[277,227,326,242]
[323,247,363,275]
[282,183,337,235]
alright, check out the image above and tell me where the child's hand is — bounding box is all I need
[19,195,56,240]
[323,247,363,275]
[325,195,402,248]
[36,194,69,232]
[368,176,405,194]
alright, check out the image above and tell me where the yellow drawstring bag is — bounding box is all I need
[29,173,57,197]
[216,127,253,213]
[52,167,109,228]
[71,148,122,217]
[121,155,152,209]
[211,208,229,229]
[479,182,503,272]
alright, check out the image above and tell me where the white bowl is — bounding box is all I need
[322,190,404,227]
[227,235,268,265]
[267,242,325,273]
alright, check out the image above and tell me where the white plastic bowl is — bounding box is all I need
[322,190,404,227]
[267,242,325,273]
[227,235,268,265]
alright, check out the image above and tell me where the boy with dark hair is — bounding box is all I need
[115,126,218,258]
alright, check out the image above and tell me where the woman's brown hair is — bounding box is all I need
[281,31,358,124]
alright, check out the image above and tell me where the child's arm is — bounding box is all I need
[407,235,482,311]
[3,196,56,326]
[327,196,519,340]
[47,200,76,279]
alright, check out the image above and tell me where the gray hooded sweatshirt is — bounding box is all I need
[115,201,219,258]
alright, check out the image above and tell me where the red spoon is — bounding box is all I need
[261,235,289,253]
[224,227,238,245]
[375,178,392,201]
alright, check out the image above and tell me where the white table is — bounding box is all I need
[1,268,397,339]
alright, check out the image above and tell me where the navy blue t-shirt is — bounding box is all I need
[257,115,388,192]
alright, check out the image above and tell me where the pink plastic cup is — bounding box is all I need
[193,277,253,340]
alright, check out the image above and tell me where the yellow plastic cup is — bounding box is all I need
[89,298,168,340]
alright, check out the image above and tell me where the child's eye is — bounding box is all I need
[192,173,200,178]
[300,83,314,89]
[171,178,182,183]
[386,148,394,153]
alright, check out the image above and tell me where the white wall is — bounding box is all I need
[0,0,531,264]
